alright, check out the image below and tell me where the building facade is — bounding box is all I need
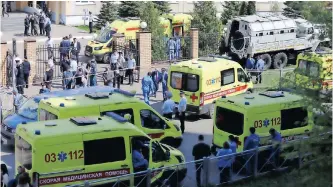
[11,1,285,26]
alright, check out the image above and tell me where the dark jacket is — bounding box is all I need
[71,41,81,52]
[60,40,71,54]
[16,64,25,85]
[22,60,31,75]
[44,69,53,82]
[192,142,211,161]
[24,18,30,27]
[60,59,70,72]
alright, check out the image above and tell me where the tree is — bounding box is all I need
[239,2,247,16]
[140,2,165,61]
[270,2,280,14]
[118,1,142,17]
[192,1,222,56]
[221,1,241,24]
[247,1,256,15]
[95,1,118,29]
[153,1,171,14]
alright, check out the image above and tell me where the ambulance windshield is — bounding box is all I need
[95,29,117,43]
[215,106,244,136]
[17,99,38,120]
[15,136,32,170]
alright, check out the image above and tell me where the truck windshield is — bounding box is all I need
[15,136,32,170]
[215,106,244,136]
[17,99,38,120]
[170,72,199,92]
[39,109,58,121]
[95,29,117,43]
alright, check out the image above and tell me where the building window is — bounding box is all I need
[280,30,285,34]
[269,31,274,35]
[259,33,263,36]
[245,25,248,30]
[76,1,95,5]
[290,29,295,33]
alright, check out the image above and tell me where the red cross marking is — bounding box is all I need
[190,93,198,102]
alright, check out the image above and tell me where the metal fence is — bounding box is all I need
[32,133,330,187]
[151,36,191,63]
[246,68,296,90]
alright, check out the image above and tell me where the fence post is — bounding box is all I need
[24,38,37,84]
[146,169,152,187]
[202,157,210,187]
[190,28,198,59]
[253,148,259,178]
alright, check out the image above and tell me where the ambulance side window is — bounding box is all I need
[103,109,135,124]
[84,137,126,165]
[221,68,235,86]
[237,68,248,82]
[140,110,165,129]
[281,107,308,130]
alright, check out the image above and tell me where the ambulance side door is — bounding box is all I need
[220,68,238,96]
[82,132,131,186]
[138,107,167,140]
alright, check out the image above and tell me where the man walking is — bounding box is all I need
[141,72,154,105]
[192,135,211,187]
[88,57,97,86]
[71,38,81,62]
[127,54,136,85]
[16,59,25,94]
[88,11,93,33]
[256,56,265,84]
[30,13,38,36]
[24,15,30,36]
[22,57,31,88]
[60,54,71,89]
[178,91,187,134]
[161,68,168,101]
[44,15,51,37]
[151,68,161,97]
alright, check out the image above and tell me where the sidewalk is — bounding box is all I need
[2,24,93,43]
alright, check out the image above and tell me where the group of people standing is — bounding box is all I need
[1,164,32,187]
[245,54,265,84]
[24,9,52,37]
[166,35,182,62]
[191,127,282,186]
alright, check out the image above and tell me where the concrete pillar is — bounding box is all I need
[32,0,37,8]
[24,39,37,85]
[136,32,152,71]
[112,33,126,53]
[1,41,8,87]
[190,28,199,59]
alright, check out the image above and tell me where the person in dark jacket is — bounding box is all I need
[43,64,53,90]
[59,36,71,62]
[22,57,31,88]
[16,59,25,94]
[71,38,81,62]
[29,13,38,36]
[24,15,30,36]
[192,135,211,187]
[60,54,71,89]
[39,12,45,35]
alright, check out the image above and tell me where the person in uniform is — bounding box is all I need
[126,54,136,85]
[161,68,168,101]
[151,68,161,97]
[269,128,282,168]
[88,57,97,87]
[22,57,31,88]
[192,135,211,187]
[44,15,51,37]
[39,12,45,35]
[162,91,175,119]
[175,36,181,59]
[117,52,126,84]
[256,55,265,84]
[141,72,154,105]
[24,15,30,36]
[216,142,233,184]
[178,91,187,134]
[15,58,25,94]
[244,127,260,175]
[167,37,175,61]
[88,11,93,33]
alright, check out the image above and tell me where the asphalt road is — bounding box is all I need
[0,80,226,187]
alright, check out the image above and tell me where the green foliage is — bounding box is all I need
[239,2,247,16]
[221,1,241,24]
[152,1,171,14]
[192,1,222,56]
[118,1,142,17]
[270,2,280,13]
[246,1,256,15]
[140,2,165,61]
[95,1,118,29]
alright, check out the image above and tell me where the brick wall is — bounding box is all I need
[136,32,152,71]
[24,39,37,85]
[1,42,8,87]
[190,28,199,59]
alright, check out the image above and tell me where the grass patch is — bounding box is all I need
[75,25,100,34]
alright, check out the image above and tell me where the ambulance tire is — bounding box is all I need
[260,53,272,70]
[273,52,288,69]
[103,53,110,64]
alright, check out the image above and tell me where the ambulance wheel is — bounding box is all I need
[273,52,288,69]
[260,53,272,70]
[103,53,110,64]
[207,104,215,119]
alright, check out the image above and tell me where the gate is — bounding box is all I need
[35,44,63,81]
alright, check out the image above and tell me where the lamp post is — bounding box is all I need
[140,21,147,31]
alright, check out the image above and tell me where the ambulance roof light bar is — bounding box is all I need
[85,93,109,100]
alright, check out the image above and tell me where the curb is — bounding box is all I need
[6,35,93,44]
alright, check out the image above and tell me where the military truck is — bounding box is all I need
[220,13,330,70]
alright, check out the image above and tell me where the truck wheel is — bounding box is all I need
[260,53,272,70]
[103,53,110,64]
[273,52,288,69]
